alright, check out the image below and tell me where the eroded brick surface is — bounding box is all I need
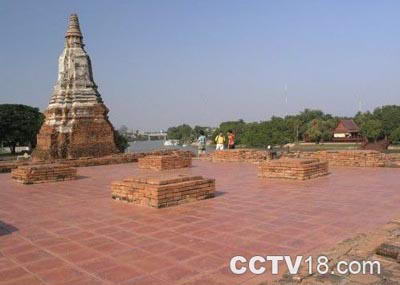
[209,149,397,169]
[11,164,77,184]
[138,155,192,171]
[211,149,268,163]
[285,150,387,167]
[259,158,329,180]
[112,174,215,208]
[0,149,193,173]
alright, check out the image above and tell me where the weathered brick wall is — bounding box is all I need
[0,161,48,173]
[259,158,329,180]
[33,105,119,161]
[210,149,392,167]
[111,174,215,208]
[0,149,194,172]
[211,149,268,163]
[59,153,139,167]
[0,162,24,173]
[386,153,400,167]
[11,164,77,184]
[285,150,387,167]
[138,155,191,170]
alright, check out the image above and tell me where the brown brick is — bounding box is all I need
[111,174,215,208]
[259,158,329,180]
[11,164,77,184]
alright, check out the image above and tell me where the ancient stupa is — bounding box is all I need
[33,14,118,160]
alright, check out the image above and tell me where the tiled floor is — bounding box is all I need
[0,160,399,284]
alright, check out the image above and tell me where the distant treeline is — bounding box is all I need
[166,105,400,147]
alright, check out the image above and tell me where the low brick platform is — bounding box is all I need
[138,154,192,170]
[259,158,329,180]
[57,149,194,168]
[211,149,268,163]
[0,161,25,173]
[11,164,77,184]
[287,150,387,167]
[0,149,194,173]
[111,174,215,208]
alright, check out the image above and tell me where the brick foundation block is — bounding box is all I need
[259,158,329,180]
[11,164,77,184]
[211,149,268,163]
[138,155,192,171]
[111,174,215,208]
[286,150,387,167]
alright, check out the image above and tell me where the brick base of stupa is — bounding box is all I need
[33,105,119,161]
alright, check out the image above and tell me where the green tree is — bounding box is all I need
[305,118,337,143]
[290,109,333,141]
[193,126,211,138]
[164,105,399,148]
[114,131,129,153]
[265,117,292,146]
[0,104,44,154]
[354,111,374,127]
[241,122,269,147]
[305,119,323,143]
[389,127,400,143]
[167,124,193,142]
[212,119,247,145]
[240,117,291,148]
[372,105,400,140]
[285,117,302,143]
[360,119,383,142]
[118,125,128,136]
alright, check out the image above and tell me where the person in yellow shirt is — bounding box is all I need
[215,132,225,150]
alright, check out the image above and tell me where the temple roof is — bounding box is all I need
[334,119,360,133]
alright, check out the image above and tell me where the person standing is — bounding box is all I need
[227,130,235,149]
[197,130,207,156]
[215,132,225,151]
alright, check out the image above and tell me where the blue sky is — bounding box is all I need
[1,1,399,130]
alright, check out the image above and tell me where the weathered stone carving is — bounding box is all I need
[33,14,118,160]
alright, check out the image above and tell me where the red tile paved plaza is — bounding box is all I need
[0,160,399,284]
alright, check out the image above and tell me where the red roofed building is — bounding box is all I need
[333,119,362,142]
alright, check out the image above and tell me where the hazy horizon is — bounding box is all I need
[1,1,400,130]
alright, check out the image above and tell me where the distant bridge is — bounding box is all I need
[143,131,167,141]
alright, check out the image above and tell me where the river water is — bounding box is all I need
[127,140,215,154]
